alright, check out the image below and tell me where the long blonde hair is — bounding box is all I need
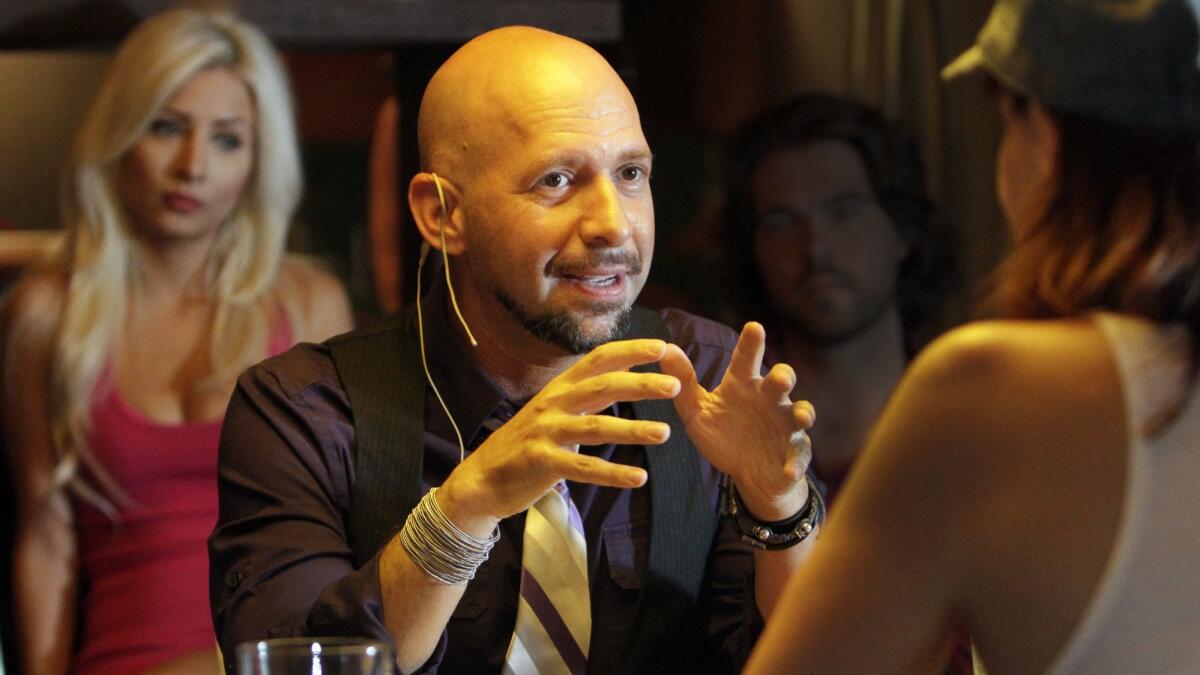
[48,7,302,510]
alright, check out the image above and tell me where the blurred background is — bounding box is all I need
[0,4,1006,672]
[0,0,1003,326]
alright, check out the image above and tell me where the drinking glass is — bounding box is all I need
[235,637,394,675]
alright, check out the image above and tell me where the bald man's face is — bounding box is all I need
[456,67,655,354]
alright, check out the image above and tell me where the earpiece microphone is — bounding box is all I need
[416,172,479,463]
[431,173,477,347]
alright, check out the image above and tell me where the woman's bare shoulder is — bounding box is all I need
[892,317,1125,538]
[908,320,1128,668]
[2,267,68,353]
[909,318,1113,391]
[878,316,1121,489]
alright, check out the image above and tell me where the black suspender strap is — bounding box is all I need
[622,308,721,673]
[328,311,426,568]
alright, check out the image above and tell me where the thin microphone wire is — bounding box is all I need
[417,243,468,463]
[432,173,477,347]
[417,173,479,463]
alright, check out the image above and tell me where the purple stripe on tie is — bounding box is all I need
[521,569,588,675]
[555,482,586,536]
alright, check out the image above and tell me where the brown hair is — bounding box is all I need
[723,93,957,354]
[987,85,1200,431]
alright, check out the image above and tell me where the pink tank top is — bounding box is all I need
[71,312,293,675]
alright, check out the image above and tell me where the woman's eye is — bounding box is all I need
[149,118,184,137]
[214,133,244,151]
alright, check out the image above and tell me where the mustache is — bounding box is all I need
[546,249,644,277]
[798,264,854,287]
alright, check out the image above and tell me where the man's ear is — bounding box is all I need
[408,172,466,255]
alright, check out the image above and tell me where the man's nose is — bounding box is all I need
[788,211,840,263]
[578,176,633,247]
[807,216,835,259]
[173,132,207,181]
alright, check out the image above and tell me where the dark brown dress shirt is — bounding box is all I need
[209,292,762,674]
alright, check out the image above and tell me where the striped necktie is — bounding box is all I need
[502,480,591,675]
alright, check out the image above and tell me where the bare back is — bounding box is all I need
[954,319,1127,673]
[747,316,1132,674]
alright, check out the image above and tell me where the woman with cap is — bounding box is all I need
[745,0,1200,673]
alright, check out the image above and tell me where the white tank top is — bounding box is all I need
[1045,312,1200,674]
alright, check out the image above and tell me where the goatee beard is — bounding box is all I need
[496,292,633,355]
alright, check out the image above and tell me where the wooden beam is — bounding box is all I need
[0,0,623,49]
[0,230,60,270]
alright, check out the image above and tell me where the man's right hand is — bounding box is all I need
[436,338,679,538]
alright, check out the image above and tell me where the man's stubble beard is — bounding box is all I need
[496,291,634,355]
[783,279,899,348]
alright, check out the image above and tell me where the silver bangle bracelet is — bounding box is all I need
[398,487,500,585]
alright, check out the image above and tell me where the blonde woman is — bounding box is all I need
[1,8,352,674]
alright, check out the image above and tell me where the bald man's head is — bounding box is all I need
[409,26,654,356]
[417,26,640,182]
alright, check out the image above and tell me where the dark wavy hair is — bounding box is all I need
[986,84,1200,432]
[722,93,957,353]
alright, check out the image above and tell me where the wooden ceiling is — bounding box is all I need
[0,0,622,49]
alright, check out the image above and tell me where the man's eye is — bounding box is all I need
[539,172,570,189]
[826,197,871,222]
[756,211,802,233]
[619,165,647,182]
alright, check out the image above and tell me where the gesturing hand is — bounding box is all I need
[659,322,815,520]
[437,338,682,538]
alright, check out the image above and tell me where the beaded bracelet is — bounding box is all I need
[720,474,825,550]
[398,487,500,584]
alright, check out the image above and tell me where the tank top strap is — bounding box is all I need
[266,301,295,357]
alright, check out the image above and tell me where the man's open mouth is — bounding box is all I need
[563,274,620,287]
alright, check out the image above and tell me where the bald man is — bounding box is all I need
[210,27,817,674]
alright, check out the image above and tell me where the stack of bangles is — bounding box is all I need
[399,487,500,584]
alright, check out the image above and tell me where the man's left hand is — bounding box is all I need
[659,321,814,521]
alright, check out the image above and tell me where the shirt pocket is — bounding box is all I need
[602,520,650,590]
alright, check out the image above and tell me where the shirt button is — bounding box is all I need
[227,572,243,589]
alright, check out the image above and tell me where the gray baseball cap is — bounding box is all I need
[942,0,1200,132]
